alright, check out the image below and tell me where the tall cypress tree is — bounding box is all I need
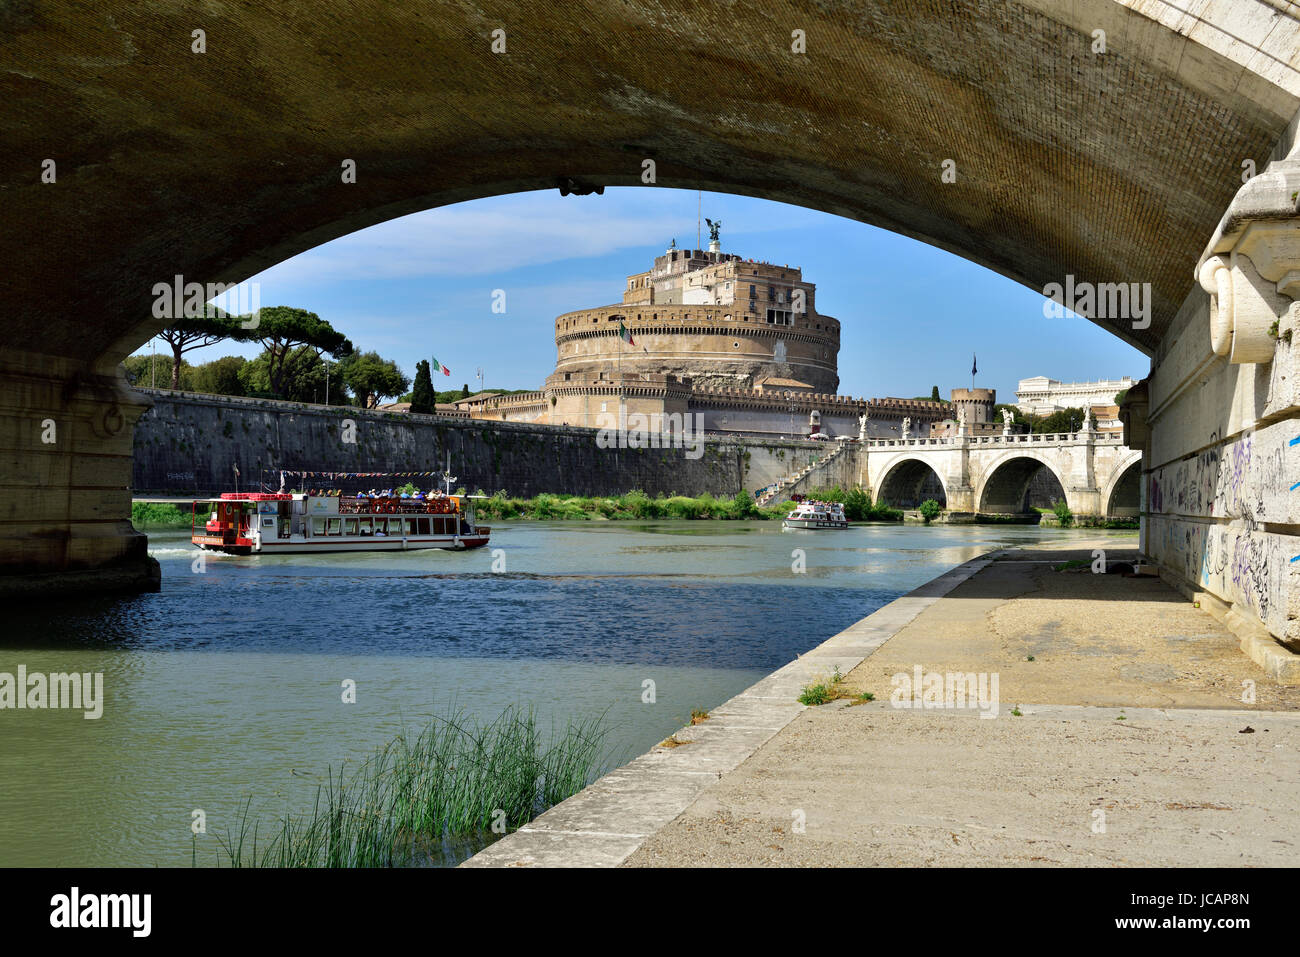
[410,359,435,414]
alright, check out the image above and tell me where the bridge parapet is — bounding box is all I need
[865,432,1123,448]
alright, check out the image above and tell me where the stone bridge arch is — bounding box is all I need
[871,453,950,509]
[973,449,1072,516]
[1100,450,1143,518]
[2,1,1298,601]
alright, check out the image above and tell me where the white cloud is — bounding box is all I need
[240,188,831,287]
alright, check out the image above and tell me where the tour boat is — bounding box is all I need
[191,490,491,554]
[782,500,849,530]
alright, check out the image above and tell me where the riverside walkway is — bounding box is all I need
[464,541,1300,867]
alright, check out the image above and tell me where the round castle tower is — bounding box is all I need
[551,240,840,394]
[950,387,996,425]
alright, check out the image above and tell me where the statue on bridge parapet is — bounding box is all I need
[858,411,869,441]
[1082,408,1094,433]
[1001,408,1013,435]
[901,416,911,440]
[957,408,967,436]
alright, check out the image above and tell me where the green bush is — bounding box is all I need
[132,502,191,528]
[842,487,870,521]
[731,489,757,518]
[1051,498,1073,527]
[918,499,942,523]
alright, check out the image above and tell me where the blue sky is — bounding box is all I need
[176,187,1147,402]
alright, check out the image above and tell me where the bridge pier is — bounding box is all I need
[1130,143,1300,655]
[0,348,159,598]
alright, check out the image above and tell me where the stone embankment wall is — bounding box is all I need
[773,444,861,500]
[131,390,831,499]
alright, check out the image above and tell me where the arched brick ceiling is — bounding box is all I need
[1,0,1297,368]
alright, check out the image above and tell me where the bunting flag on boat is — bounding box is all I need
[618,321,635,346]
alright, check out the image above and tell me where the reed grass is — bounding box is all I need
[205,705,609,868]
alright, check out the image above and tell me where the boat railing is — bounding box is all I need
[338,499,459,515]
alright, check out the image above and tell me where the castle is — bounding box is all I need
[455,236,949,439]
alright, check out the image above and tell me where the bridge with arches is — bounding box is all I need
[863,431,1141,518]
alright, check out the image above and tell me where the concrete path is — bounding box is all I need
[464,540,1300,867]
[624,702,1300,867]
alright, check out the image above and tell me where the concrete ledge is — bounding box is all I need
[461,549,1001,867]
[1159,564,1300,685]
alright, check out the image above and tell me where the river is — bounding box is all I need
[0,519,1134,866]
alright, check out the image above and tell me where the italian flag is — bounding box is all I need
[431,356,451,377]
[618,321,635,346]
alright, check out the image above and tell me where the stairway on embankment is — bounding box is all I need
[755,441,857,506]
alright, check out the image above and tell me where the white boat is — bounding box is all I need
[191,490,490,554]
[782,499,849,530]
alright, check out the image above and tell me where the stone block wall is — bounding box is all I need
[131,390,832,500]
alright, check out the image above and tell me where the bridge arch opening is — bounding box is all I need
[1103,458,1141,518]
[877,460,946,510]
[978,457,1066,516]
[4,0,1297,598]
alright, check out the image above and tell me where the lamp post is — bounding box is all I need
[440,450,457,496]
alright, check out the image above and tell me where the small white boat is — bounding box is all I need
[782,500,849,530]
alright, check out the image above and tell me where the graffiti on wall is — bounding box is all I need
[1148,515,1289,636]
[1147,428,1287,522]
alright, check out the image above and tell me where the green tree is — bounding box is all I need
[340,351,411,409]
[930,385,940,401]
[1033,407,1085,434]
[156,307,253,389]
[461,383,470,398]
[1113,389,1128,406]
[190,355,248,396]
[994,403,1030,430]
[919,499,942,524]
[410,360,436,414]
[239,346,331,402]
[249,306,352,397]
[124,353,194,390]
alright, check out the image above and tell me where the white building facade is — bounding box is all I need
[1015,375,1135,416]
